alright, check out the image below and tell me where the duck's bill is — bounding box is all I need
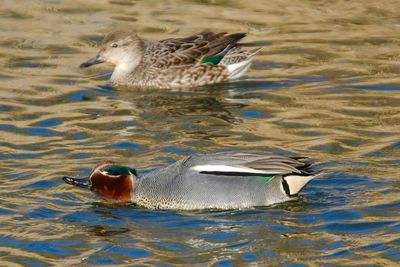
[80,53,104,68]
[62,176,91,189]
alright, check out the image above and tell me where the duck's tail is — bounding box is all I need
[282,171,324,196]
[223,47,263,80]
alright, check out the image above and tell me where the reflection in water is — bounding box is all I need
[1,0,400,266]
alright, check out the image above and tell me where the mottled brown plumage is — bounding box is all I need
[80,31,262,88]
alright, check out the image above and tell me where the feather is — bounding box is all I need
[187,152,317,177]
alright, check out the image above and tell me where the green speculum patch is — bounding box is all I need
[200,55,223,65]
[261,176,273,184]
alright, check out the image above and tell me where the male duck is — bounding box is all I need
[80,31,262,89]
[63,152,321,210]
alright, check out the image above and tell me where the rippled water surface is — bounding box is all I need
[1,0,400,266]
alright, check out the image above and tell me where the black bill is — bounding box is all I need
[80,53,104,68]
[62,176,91,189]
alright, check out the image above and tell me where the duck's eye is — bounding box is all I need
[111,43,118,48]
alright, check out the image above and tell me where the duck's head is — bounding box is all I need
[63,161,137,203]
[80,30,145,69]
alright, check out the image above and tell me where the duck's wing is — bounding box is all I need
[185,152,317,176]
[180,152,322,197]
[146,32,246,68]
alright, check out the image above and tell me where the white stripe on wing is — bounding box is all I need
[190,165,283,174]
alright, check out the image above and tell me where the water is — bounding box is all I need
[1,0,400,265]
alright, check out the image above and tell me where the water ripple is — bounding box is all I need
[1,0,400,266]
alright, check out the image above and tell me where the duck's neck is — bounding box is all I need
[111,56,142,85]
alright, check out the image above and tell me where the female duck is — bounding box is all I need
[80,31,262,88]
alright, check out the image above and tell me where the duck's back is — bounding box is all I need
[134,153,302,210]
[126,32,260,88]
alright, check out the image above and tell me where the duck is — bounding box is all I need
[62,152,322,210]
[80,31,262,89]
